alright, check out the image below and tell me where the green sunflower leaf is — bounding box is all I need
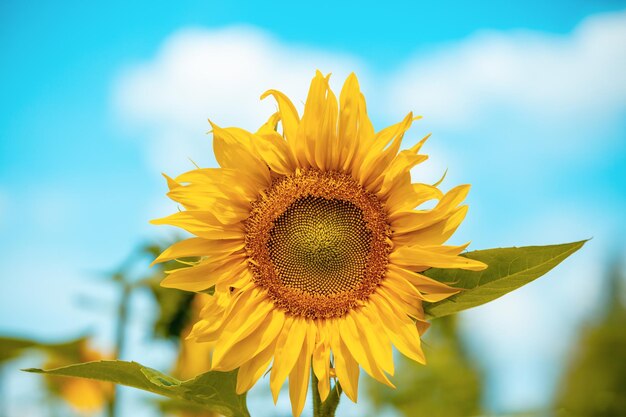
[423,240,587,319]
[24,360,250,417]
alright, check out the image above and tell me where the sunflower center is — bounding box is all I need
[245,170,391,319]
[269,196,371,296]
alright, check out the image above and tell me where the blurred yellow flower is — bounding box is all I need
[45,342,113,414]
[152,71,486,417]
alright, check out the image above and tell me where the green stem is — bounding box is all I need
[312,372,322,415]
[311,372,342,417]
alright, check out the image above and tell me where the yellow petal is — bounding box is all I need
[384,177,444,215]
[376,284,422,320]
[270,317,307,403]
[338,73,363,171]
[311,321,331,402]
[383,269,430,302]
[255,111,281,138]
[211,293,274,370]
[380,274,445,329]
[260,89,301,147]
[389,184,470,228]
[387,264,460,302]
[167,184,251,216]
[212,305,281,371]
[151,237,244,266]
[188,202,248,226]
[329,320,359,402]
[415,319,431,335]
[236,339,277,394]
[160,256,247,292]
[373,113,415,150]
[150,211,244,240]
[339,313,394,387]
[370,294,426,364]
[162,173,180,191]
[175,168,259,201]
[319,75,339,171]
[215,267,254,292]
[342,89,375,175]
[299,71,338,170]
[299,71,326,167]
[254,113,296,175]
[354,306,395,376]
[380,134,430,197]
[359,113,414,192]
[194,291,229,323]
[289,324,316,417]
[188,294,230,343]
[226,125,296,177]
[393,205,468,246]
[211,122,271,187]
[390,245,487,271]
[192,286,254,344]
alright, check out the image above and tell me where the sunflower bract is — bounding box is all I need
[151,71,487,417]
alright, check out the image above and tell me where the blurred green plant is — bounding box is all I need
[555,262,626,416]
[0,335,87,364]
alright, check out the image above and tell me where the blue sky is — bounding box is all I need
[1,1,626,416]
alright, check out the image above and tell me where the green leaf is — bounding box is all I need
[156,398,219,415]
[24,360,250,417]
[423,240,587,319]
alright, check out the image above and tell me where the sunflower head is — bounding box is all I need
[245,169,391,319]
[152,71,486,417]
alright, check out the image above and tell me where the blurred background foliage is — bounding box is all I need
[554,264,626,417]
[0,242,623,417]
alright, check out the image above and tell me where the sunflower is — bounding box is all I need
[152,71,487,417]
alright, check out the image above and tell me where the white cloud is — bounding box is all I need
[113,26,366,174]
[388,10,626,133]
[386,10,626,182]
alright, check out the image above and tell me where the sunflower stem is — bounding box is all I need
[311,372,342,417]
[312,372,322,416]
